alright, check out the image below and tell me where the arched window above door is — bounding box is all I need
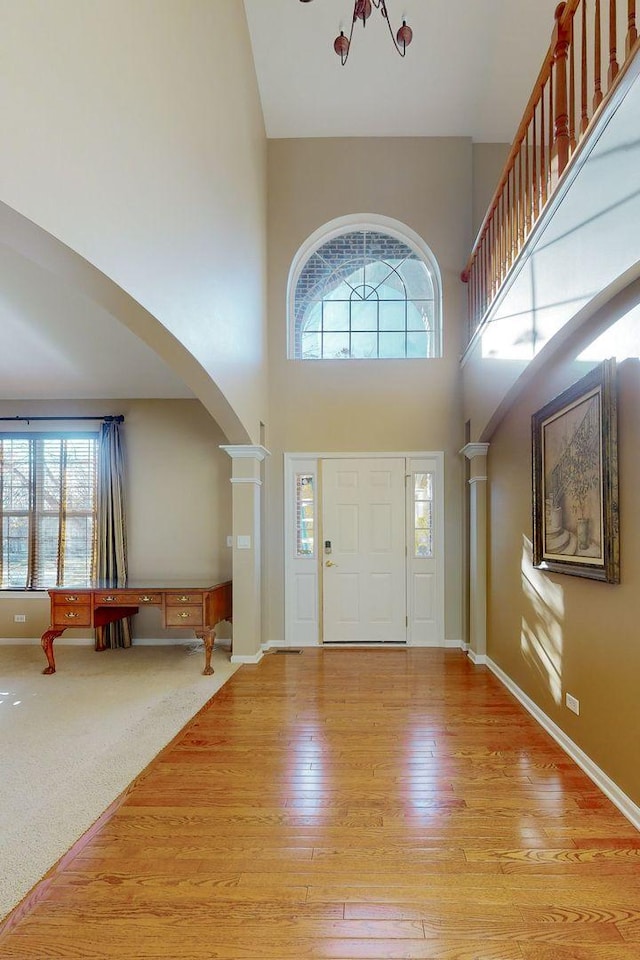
[289,217,442,360]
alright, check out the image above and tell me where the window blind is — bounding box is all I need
[0,434,98,589]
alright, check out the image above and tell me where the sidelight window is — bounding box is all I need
[295,473,316,558]
[413,472,434,559]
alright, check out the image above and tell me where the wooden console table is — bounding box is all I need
[41,581,232,677]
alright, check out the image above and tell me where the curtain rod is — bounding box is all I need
[0,415,124,423]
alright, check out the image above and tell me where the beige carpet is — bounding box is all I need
[0,641,239,921]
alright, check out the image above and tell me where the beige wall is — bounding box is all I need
[487,335,640,804]
[471,143,510,239]
[265,137,479,646]
[0,0,268,443]
[0,399,231,642]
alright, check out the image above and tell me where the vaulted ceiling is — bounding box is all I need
[2,1,561,402]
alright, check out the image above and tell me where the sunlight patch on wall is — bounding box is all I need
[520,536,565,705]
[481,296,593,361]
[578,303,640,361]
[481,311,536,361]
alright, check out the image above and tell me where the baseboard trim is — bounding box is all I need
[447,639,466,650]
[265,639,467,651]
[487,656,640,833]
[467,649,487,665]
[409,638,464,649]
[230,650,264,665]
[263,640,320,651]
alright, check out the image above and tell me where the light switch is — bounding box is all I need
[237,535,251,550]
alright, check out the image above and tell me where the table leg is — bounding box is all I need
[95,625,107,651]
[196,629,215,676]
[41,628,65,675]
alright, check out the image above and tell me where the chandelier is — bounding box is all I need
[299,0,413,66]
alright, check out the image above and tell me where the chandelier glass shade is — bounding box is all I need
[300,0,413,66]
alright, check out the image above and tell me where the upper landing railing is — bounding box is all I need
[462,0,640,344]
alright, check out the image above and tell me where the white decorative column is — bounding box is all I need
[220,445,270,664]
[461,443,490,665]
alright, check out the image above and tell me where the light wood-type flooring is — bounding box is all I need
[2,648,639,959]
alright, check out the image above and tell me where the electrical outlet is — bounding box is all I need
[14,614,26,623]
[565,692,580,715]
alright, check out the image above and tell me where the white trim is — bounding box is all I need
[411,638,464,649]
[467,649,487,665]
[284,451,446,650]
[0,591,48,601]
[267,636,465,652]
[284,455,320,649]
[230,651,264,665]
[406,454,445,648]
[487,656,640,832]
[220,445,270,461]
[460,442,490,460]
[287,214,443,360]
[230,477,262,486]
[287,450,444,461]
[322,643,408,649]
[263,639,320,650]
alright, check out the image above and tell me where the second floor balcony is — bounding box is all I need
[462,0,640,440]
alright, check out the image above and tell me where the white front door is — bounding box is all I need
[322,457,407,644]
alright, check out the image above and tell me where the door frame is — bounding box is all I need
[284,451,445,648]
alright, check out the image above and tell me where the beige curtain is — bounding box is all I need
[96,420,131,649]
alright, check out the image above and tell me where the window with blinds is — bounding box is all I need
[0,434,98,590]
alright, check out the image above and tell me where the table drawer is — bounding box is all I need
[165,606,204,628]
[94,591,162,605]
[165,592,202,606]
[52,603,92,627]
[54,592,90,604]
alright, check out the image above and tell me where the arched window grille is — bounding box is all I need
[290,224,442,360]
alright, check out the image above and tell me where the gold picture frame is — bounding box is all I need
[532,359,619,582]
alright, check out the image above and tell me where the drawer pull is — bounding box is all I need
[139,595,153,602]
[65,612,81,620]
[65,595,79,602]
[176,595,191,602]
[103,596,117,602]
[178,611,191,620]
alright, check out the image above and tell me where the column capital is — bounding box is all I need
[220,444,270,461]
[460,442,490,461]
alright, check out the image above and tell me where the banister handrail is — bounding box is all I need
[462,8,566,282]
[462,0,640,345]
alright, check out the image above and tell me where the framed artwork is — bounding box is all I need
[532,358,619,582]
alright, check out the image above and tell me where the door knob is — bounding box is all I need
[325,560,338,567]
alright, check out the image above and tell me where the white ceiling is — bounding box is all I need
[244,0,560,141]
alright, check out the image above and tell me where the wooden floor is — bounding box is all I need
[2,648,639,959]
